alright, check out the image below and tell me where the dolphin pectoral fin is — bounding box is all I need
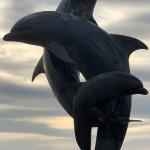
[92,108,142,125]
[111,34,148,57]
[74,119,91,150]
[45,42,76,65]
[32,56,44,82]
[118,118,142,124]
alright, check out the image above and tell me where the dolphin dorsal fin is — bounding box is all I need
[111,34,148,57]
[32,56,44,82]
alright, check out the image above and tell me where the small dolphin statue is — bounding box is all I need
[3,11,148,150]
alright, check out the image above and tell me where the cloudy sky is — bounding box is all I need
[0,0,150,150]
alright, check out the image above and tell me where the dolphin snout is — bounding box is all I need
[3,33,13,41]
[3,31,35,44]
[133,87,148,95]
[3,32,20,41]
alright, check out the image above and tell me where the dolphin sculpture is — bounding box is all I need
[30,1,148,150]
[32,0,98,82]
[3,11,148,150]
[32,1,148,149]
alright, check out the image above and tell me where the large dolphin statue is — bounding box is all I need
[3,11,148,150]
[29,1,148,150]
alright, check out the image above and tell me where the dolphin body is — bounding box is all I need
[4,12,148,150]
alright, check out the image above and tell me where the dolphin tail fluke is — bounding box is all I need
[74,119,91,150]
[111,34,148,57]
[32,56,44,82]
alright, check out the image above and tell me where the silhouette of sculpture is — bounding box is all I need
[3,1,148,150]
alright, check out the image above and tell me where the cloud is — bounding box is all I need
[0,106,67,119]
[131,95,150,116]
[0,0,61,32]
[0,136,77,150]
[0,132,62,142]
[105,12,150,39]
[131,66,150,83]
[31,116,73,130]
[122,123,150,150]
[0,79,51,101]
[101,0,150,6]
[0,119,73,137]
[0,1,33,31]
